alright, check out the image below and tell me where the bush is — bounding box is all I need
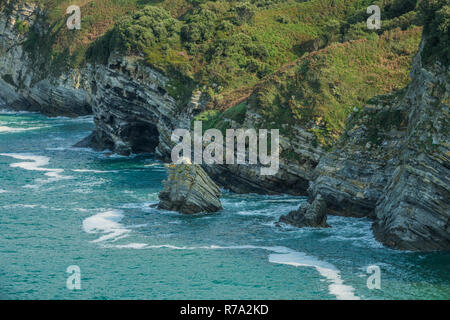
[111,6,181,55]
[181,7,217,44]
[233,2,256,26]
[15,20,29,34]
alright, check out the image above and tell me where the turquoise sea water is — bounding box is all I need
[0,111,449,300]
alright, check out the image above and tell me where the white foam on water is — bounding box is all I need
[1,204,43,209]
[72,169,120,174]
[321,216,384,249]
[144,162,163,166]
[0,189,6,193]
[0,126,43,133]
[82,210,131,243]
[115,243,152,249]
[268,250,360,300]
[0,153,73,188]
[53,115,93,123]
[119,201,159,211]
[101,236,360,300]
[45,147,67,151]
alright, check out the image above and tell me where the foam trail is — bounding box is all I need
[0,109,36,115]
[0,126,42,133]
[72,169,119,173]
[0,189,6,193]
[105,240,359,300]
[82,210,130,243]
[269,250,360,300]
[0,153,72,188]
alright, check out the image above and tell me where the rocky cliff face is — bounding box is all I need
[1,1,448,251]
[0,1,199,153]
[307,100,407,218]
[0,0,91,116]
[87,54,195,156]
[202,103,326,195]
[372,43,449,251]
[307,40,449,251]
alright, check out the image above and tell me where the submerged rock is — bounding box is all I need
[279,195,329,228]
[158,163,222,214]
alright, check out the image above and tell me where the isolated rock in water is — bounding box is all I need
[158,164,222,214]
[279,195,329,228]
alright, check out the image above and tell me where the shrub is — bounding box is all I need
[233,2,256,26]
[111,6,181,54]
[181,7,217,44]
[15,20,29,34]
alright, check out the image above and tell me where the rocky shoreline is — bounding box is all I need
[1,1,448,251]
[307,42,450,251]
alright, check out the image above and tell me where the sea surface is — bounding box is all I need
[0,110,449,300]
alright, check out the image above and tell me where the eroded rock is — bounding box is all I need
[279,195,329,228]
[0,1,92,117]
[307,39,450,251]
[158,163,223,214]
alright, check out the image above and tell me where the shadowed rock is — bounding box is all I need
[279,195,329,228]
[158,163,222,214]
[73,131,105,151]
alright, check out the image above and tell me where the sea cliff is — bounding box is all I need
[0,0,448,251]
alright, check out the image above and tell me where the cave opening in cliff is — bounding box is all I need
[123,122,159,154]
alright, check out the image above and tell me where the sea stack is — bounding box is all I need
[158,163,223,214]
[279,195,329,228]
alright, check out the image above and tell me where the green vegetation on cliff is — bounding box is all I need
[249,27,421,147]
[16,0,422,96]
[6,0,435,148]
[89,0,421,102]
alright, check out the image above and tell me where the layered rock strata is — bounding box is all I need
[0,1,91,116]
[158,163,223,214]
[308,41,449,251]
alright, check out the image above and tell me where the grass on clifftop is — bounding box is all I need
[95,0,420,105]
[253,27,421,147]
[196,26,421,148]
[14,0,421,96]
